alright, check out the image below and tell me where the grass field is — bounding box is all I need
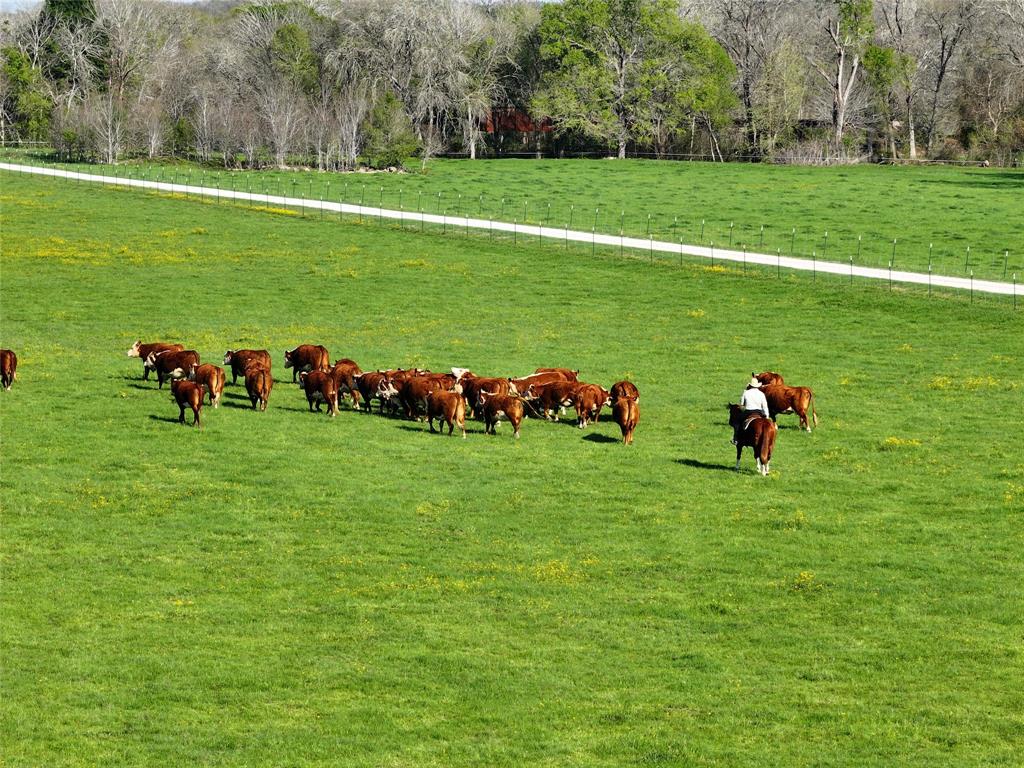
[3,150,1024,281]
[2,169,1023,767]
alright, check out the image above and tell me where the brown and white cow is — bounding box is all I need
[170,378,204,427]
[127,341,183,380]
[612,397,640,445]
[329,358,363,410]
[535,367,579,381]
[610,380,640,402]
[478,390,525,439]
[510,370,570,394]
[754,371,785,387]
[284,344,329,382]
[300,370,339,417]
[244,362,273,411]
[355,371,398,415]
[762,384,818,432]
[453,373,513,418]
[224,349,271,384]
[145,349,200,388]
[426,387,467,438]
[188,363,226,408]
[1,349,17,391]
[399,374,456,420]
[573,384,611,428]
[525,380,582,421]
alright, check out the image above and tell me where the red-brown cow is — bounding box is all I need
[612,397,640,445]
[573,384,611,428]
[329,358,363,410]
[284,344,329,382]
[1,349,17,391]
[762,384,818,432]
[127,341,183,380]
[426,387,467,438]
[145,349,200,388]
[510,370,570,396]
[399,374,455,420]
[754,371,785,387]
[535,367,579,381]
[189,363,226,408]
[478,390,525,438]
[244,362,273,411]
[355,371,398,415]
[526,380,582,421]
[300,370,339,417]
[170,378,204,427]
[224,349,271,384]
[610,380,640,402]
[457,373,514,418]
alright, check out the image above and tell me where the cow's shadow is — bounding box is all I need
[583,433,619,443]
[148,415,182,424]
[674,458,735,472]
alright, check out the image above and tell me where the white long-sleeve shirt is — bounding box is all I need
[740,387,769,417]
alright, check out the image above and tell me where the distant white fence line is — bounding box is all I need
[1,161,1018,298]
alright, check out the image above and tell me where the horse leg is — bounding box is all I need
[735,443,743,471]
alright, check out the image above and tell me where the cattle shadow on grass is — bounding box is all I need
[148,415,182,424]
[674,458,736,472]
[582,433,619,443]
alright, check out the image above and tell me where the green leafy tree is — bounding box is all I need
[532,0,734,159]
[361,90,420,170]
[863,43,913,159]
[2,46,53,141]
[811,0,874,149]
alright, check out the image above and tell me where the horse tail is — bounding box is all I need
[762,421,777,466]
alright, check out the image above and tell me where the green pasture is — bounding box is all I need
[2,149,1023,281]
[1,170,1022,767]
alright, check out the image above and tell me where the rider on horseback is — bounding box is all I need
[732,373,770,445]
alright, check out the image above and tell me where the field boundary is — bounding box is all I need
[2,161,1018,297]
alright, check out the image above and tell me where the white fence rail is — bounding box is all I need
[1,161,1018,298]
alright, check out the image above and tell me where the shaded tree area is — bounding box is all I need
[0,0,1021,166]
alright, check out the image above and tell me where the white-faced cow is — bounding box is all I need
[284,345,329,382]
[224,349,271,385]
[127,341,183,380]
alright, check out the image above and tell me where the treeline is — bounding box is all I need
[2,0,1023,168]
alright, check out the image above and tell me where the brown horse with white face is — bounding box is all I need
[728,404,777,475]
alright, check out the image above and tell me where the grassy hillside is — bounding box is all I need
[3,151,1024,280]
[1,171,1022,767]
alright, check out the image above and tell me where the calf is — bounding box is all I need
[762,384,818,432]
[189,363,226,408]
[426,387,467,438]
[127,341,183,380]
[573,384,611,428]
[300,370,339,417]
[612,397,640,445]
[224,349,271,384]
[478,390,525,439]
[1,349,17,390]
[170,378,204,427]
[610,380,640,402]
[244,362,273,411]
[330,358,363,410]
[145,349,200,388]
[535,367,579,382]
[284,344,329,382]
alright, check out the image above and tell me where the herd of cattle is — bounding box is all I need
[124,341,642,443]
[2,343,819,470]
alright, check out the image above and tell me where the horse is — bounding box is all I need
[728,404,777,475]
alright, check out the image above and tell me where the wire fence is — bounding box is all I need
[1,153,1020,309]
